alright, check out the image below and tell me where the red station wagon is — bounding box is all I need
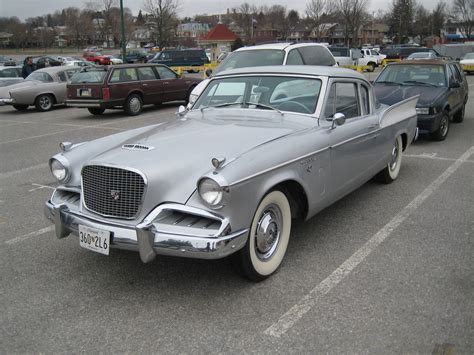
[66,64,202,116]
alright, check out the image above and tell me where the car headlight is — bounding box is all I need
[49,158,69,182]
[198,177,225,207]
[416,107,430,115]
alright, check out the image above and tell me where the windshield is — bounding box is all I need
[193,75,322,114]
[329,47,349,57]
[70,70,107,84]
[26,72,54,82]
[376,64,446,87]
[463,53,474,60]
[215,50,285,74]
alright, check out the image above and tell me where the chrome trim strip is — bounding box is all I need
[80,162,148,220]
[230,146,330,186]
[330,128,381,149]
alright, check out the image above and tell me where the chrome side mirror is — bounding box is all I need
[327,112,346,129]
[176,105,187,117]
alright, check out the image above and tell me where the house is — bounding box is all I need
[287,23,311,42]
[198,23,238,62]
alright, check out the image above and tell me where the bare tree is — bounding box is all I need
[142,0,180,47]
[264,5,288,39]
[451,0,473,39]
[232,3,258,39]
[335,0,369,46]
[306,0,330,40]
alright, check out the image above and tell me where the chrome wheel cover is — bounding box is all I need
[129,97,141,113]
[254,204,282,261]
[389,141,399,171]
[39,96,52,110]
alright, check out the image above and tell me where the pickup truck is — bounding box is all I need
[328,47,375,72]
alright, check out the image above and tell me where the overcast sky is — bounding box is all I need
[0,0,443,21]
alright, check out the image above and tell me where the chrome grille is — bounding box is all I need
[82,165,145,219]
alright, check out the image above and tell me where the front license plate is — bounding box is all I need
[79,225,110,255]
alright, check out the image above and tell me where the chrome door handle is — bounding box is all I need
[143,83,148,86]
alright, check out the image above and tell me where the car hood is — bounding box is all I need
[0,80,40,97]
[460,59,474,65]
[373,84,447,107]
[83,109,310,206]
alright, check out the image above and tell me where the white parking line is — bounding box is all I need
[264,146,474,338]
[0,163,48,180]
[28,183,55,192]
[5,226,55,245]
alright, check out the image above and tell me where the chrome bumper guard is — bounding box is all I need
[65,99,102,108]
[44,200,248,263]
[0,98,14,105]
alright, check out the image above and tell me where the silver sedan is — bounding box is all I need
[45,66,418,281]
[0,66,81,111]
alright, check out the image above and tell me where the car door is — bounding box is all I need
[155,66,185,102]
[137,66,163,104]
[446,64,462,113]
[323,80,381,200]
[108,68,139,105]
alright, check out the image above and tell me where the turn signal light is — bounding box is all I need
[102,87,110,101]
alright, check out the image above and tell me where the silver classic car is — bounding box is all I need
[0,66,81,111]
[45,66,418,281]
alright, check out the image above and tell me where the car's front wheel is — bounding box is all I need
[430,112,449,141]
[35,94,54,112]
[367,62,376,72]
[88,108,105,116]
[377,135,403,184]
[236,190,292,281]
[124,93,143,116]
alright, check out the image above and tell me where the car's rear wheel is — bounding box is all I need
[88,108,105,116]
[377,135,403,184]
[236,190,292,281]
[35,94,54,112]
[430,112,449,141]
[13,104,28,111]
[124,93,143,116]
[453,103,465,123]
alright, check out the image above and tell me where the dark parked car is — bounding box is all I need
[31,56,62,69]
[66,64,202,116]
[125,50,148,63]
[150,49,209,69]
[380,47,441,61]
[374,60,468,141]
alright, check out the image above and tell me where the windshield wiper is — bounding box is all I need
[200,102,242,111]
[243,101,283,115]
[402,80,438,87]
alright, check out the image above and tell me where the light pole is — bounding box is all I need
[120,0,126,62]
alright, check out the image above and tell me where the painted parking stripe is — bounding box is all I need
[0,163,48,180]
[264,146,474,338]
[5,226,55,245]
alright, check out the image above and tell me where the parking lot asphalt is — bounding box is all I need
[0,74,473,353]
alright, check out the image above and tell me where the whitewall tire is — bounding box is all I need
[237,190,292,281]
[377,135,403,184]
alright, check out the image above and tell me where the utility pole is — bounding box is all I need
[120,0,126,62]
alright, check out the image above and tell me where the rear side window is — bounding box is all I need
[359,84,370,115]
[138,67,157,80]
[156,66,177,79]
[0,68,20,77]
[110,68,138,82]
[450,64,463,82]
[57,72,67,82]
[286,49,304,65]
[298,46,335,66]
[70,70,106,83]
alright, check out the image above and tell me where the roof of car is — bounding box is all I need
[390,59,454,65]
[234,42,329,52]
[35,66,81,74]
[213,65,367,81]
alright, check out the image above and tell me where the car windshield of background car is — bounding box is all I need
[26,72,54,82]
[215,50,285,74]
[193,76,321,114]
[463,53,474,60]
[376,65,446,87]
[70,70,107,84]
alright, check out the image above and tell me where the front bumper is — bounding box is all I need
[44,199,248,263]
[417,111,443,134]
[0,98,14,105]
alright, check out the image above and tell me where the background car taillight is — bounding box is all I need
[102,87,110,101]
